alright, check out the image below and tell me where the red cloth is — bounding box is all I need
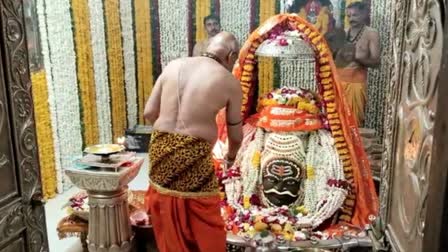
[145,187,226,252]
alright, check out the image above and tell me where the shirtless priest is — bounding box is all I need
[143,32,242,252]
[192,14,221,56]
[335,1,380,126]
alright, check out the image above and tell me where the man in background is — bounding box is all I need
[335,1,380,126]
[144,32,242,252]
[193,14,221,56]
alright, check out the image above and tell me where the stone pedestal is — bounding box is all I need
[65,157,144,252]
[87,189,133,252]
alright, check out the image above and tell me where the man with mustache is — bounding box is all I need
[262,160,303,207]
[335,1,380,127]
[193,14,221,56]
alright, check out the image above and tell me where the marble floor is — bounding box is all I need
[45,153,150,252]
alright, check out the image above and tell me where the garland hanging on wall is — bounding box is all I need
[31,71,57,199]
[195,0,211,43]
[120,0,138,128]
[36,0,64,193]
[104,0,127,140]
[158,0,189,68]
[134,0,154,124]
[45,0,83,191]
[88,0,112,144]
[257,0,278,98]
[220,0,252,46]
[71,0,99,147]
[365,0,391,139]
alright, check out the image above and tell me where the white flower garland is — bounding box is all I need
[36,0,63,192]
[120,0,138,128]
[220,0,251,46]
[279,58,317,91]
[158,0,189,68]
[88,0,112,144]
[45,0,83,191]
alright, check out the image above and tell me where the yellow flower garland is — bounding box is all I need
[195,0,211,42]
[257,0,276,98]
[105,0,127,139]
[71,0,99,146]
[31,71,57,199]
[134,0,153,124]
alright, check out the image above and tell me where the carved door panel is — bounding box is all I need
[0,1,48,252]
[380,0,446,251]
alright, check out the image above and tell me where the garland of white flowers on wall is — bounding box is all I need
[88,0,112,144]
[158,0,189,68]
[120,0,138,127]
[365,0,392,140]
[278,59,317,91]
[36,0,64,193]
[219,0,252,46]
[44,0,83,191]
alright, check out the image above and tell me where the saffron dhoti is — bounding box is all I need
[145,130,226,252]
[337,67,367,126]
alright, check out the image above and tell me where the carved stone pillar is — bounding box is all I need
[87,189,133,252]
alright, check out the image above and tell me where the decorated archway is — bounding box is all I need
[216,14,378,227]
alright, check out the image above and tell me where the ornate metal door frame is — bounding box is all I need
[0,0,48,251]
[379,0,447,251]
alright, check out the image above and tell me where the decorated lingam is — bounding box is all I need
[219,87,349,241]
[214,13,378,251]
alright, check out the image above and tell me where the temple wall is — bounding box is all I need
[27,0,389,197]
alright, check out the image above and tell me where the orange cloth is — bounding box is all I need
[145,187,226,252]
[337,67,368,127]
[146,130,226,252]
[257,105,323,132]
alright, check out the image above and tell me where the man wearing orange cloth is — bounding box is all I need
[143,31,242,252]
[335,1,380,126]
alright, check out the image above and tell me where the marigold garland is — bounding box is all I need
[71,0,99,146]
[195,0,211,42]
[36,0,64,192]
[257,0,276,98]
[104,0,127,140]
[31,71,57,199]
[134,0,153,124]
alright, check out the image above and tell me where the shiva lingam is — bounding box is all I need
[65,141,144,252]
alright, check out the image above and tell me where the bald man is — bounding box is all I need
[143,32,242,252]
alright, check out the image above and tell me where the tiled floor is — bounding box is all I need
[45,154,150,252]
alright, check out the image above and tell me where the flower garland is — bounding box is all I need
[45,0,83,191]
[30,71,57,199]
[104,0,127,140]
[279,58,316,91]
[365,0,392,139]
[88,0,112,144]
[257,0,277,98]
[134,0,154,125]
[158,0,189,68]
[71,0,99,147]
[120,0,138,128]
[220,121,349,240]
[195,0,211,43]
[36,0,64,193]
[219,0,252,46]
